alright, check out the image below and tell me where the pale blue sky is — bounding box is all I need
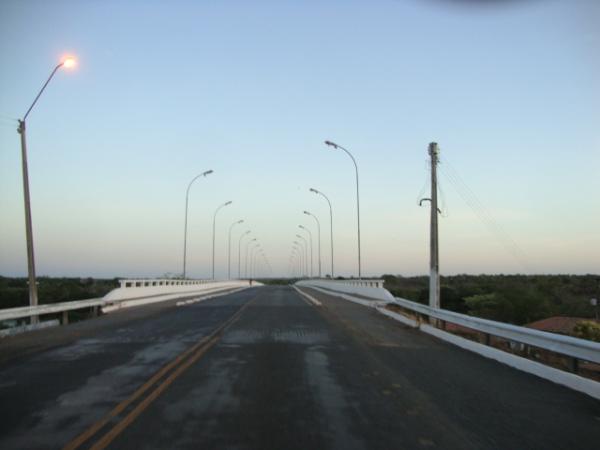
[1,0,599,279]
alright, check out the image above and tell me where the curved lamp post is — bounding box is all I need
[260,251,268,278]
[310,187,334,278]
[293,242,304,277]
[298,226,313,278]
[292,246,302,278]
[252,250,259,279]
[295,235,309,277]
[18,56,76,320]
[212,201,232,279]
[238,230,251,278]
[325,140,361,279]
[249,243,260,279]
[245,238,257,278]
[304,211,321,278]
[252,247,263,279]
[183,170,214,278]
[228,220,244,279]
[290,246,298,277]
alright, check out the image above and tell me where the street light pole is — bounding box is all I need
[293,247,302,277]
[183,170,213,278]
[18,56,76,323]
[310,188,334,278]
[296,235,309,277]
[325,140,362,279]
[298,226,313,278]
[245,238,257,278]
[251,246,260,279]
[304,211,321,278]
[249,243,260,279]
[291,246,298,277]
[252,251,258,279]
[238,230,251,278]
[212,200,232,279]
[228,220,244,280]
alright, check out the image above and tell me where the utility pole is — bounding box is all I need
[429,142,440,310]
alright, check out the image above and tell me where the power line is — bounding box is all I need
[439,156,533,272]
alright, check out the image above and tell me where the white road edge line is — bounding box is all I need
[297,285,383,308]
[292,286,322,307]
[295,284,600,401]
[176,287,251,307]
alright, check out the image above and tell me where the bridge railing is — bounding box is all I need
[296,279,600,377]
[296,279,393,302]
[0,279,250,327]
[389,296,600,367]
[117,279,215,288]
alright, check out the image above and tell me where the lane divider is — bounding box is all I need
[293,286,322,307]
[63,293,255,450]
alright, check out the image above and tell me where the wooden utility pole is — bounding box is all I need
[429,142,440,310]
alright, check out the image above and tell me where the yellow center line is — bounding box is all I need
[63,296,253,450]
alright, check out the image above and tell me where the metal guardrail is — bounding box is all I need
[0,298,104,322]
[391,296,600,365]
[0,279,245,324]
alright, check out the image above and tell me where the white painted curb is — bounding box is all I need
[299,285,386,308]
[420,324,600,401]
[103,285,253,313]
[300,284,600,401]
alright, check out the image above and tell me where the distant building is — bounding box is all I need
[525,316,599,336]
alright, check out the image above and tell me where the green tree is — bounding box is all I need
[573,321,600,342]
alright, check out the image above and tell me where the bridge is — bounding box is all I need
[0,278,598,449]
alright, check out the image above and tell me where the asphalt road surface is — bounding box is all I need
[0,285,598,449]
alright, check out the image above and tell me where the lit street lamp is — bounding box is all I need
[310,187,334,278]
[183,170,213,278]
[228,219,244,279]
[17,56,76,322]
[298,225,313,278]
[304,211,321,278]
[212,201,232,279]
[325,140,362,278]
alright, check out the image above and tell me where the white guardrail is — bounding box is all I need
[296,279,600,365]
[391,296,600,365]
[0,279,251,323]
[295,279,393,302]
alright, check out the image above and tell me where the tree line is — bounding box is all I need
[382,274,599,326]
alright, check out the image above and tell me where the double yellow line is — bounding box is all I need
[63,298,252,450]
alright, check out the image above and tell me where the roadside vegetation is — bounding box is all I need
[2,274,598,331]
[382,274,599,326]
[0,276,119,309]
